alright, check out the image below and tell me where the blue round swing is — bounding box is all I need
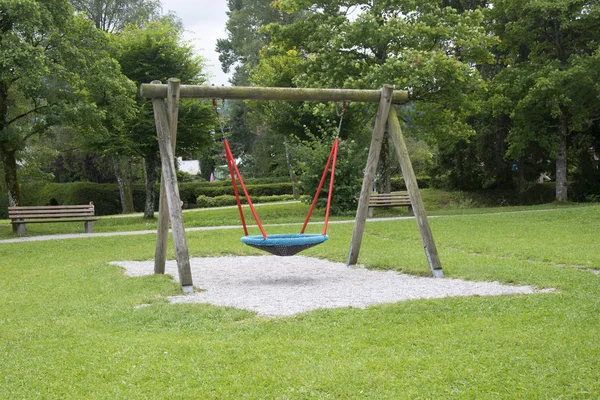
[241,234,328,256]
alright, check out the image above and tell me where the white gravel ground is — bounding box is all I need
[113,255,542,317]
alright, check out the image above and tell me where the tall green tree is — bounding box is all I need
[251,0,495,191]
[489,0,600,201]
[69,0,168,214]
[117,21,214,218]
[69,0,161,33]
[217,0,301,84]
[216,0,305,178]
[0,0,134,210]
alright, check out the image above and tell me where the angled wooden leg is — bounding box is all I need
[152,82,193,293]
[388,107,443,278]
[348,85,394,266]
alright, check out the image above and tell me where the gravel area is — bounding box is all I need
[114,255,542,317]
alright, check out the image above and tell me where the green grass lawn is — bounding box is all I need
[1,202,599,398]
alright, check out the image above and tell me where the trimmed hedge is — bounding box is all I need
[180,182,294,205]
[390,176,431,191]
[0,180,295,217]
[517,182,556,205]
[196,194,295,208]
[36,182,124,216]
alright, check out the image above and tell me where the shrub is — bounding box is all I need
[183,181,293,206]
[37,182,122,215]
[293,133,366,215]
[195,195,214,208]
[0,178,295,218]
[390,176,431,191]
[195,194,295,208]
[518,182,556,205]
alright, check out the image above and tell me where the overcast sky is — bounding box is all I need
[161,0,232,85]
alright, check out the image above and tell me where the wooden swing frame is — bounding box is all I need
[141,80,443,293]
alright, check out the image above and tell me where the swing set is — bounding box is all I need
[142,81,443,293]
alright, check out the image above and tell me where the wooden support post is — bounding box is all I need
[152,85,194,293]
[347,85,394,265]
[388,107,443,278]
[155,79,181,275]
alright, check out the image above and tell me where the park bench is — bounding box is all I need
[366,192,413,217]
[8,202,98,237]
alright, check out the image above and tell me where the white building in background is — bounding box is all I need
[177,157,200,175]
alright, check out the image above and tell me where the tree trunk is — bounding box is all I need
[1,146,19,234]
[283,136,300,199]
[113,157,135,213]
[378,131,392,193]
[143,154,157,219]
[1,144,21,233]
[0,143,20,208]
[555,112,568,202]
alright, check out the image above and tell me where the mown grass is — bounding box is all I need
[1,202,599,398]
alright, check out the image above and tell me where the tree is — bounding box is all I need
[489,0,600,202]
[0,0,135,211]
[117,21,214,218]
[69,0,161,33]
[251,0,495,192]
[216,0,306,180]
[217,0,301,84]
[69,0,168,214]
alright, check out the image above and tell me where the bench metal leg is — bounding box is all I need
[84,221,93,233]
[15,222,26,237]
[368,207,373,217]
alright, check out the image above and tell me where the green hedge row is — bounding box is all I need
[0,181,295,217]
[198,177,290,186]
[33,182,140,216]
[390,176,431,191]
[179,182,294,206]
[196,194,295,208]
[517,182,556,205]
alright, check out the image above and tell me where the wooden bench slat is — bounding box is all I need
[8,204,94,210]
[369,198,410,202]
[9,214,96,219]
[9,209,94,214]
[9,210,94,216]
[8,208,94,213]
[359,192,413,217]
[13,218,99,224]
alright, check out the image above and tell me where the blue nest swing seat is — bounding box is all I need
[241,234,329,256]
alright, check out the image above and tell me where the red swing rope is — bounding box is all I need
[223,139,268,239]
[223,139,248,236]
[322,139,339,235]
[213,100,267,239]
[300,101,346,235]
[300,138,338,234]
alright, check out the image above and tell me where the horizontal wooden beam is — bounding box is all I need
[140,84,409,104]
